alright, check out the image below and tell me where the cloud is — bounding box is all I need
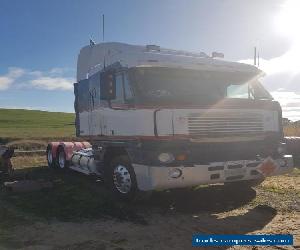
[240,44,300,77]
[48,67,74,75]
[0,67,25,90]
[0,76,13,90]
[7,67,26,78]
[239,34,300,120]
[270,91,300,120]
[30,76,74,90]
[0,67,75,91]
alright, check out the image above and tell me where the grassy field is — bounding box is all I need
[0,109,299,249]
[0,109,75,141]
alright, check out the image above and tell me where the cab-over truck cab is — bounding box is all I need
[48,42,293,200]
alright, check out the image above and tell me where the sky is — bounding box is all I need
[0,0,299,120]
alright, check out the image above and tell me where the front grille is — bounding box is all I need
[187,111,264,137]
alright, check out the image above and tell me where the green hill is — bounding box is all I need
[0,109,75,140]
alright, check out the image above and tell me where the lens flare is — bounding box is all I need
[274,0,300,41]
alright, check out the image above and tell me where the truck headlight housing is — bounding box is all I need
[158,152,175,163]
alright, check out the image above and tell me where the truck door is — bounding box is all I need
[75,79,90,136]
[88,72,101,135]
[101,72,125,135]
[101,71,135,136]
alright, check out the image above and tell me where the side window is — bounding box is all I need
[227,84,253,99]
[111,73,124,104]
[123,73,133,102]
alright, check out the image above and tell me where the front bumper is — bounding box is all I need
[132,155,293,191]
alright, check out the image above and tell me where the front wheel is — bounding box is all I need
[106,155,138,201]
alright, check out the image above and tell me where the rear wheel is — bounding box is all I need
[57,146,69,169]
[46,145,55,168]
[106,155,137,201]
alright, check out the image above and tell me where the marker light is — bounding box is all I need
[176,154,187,161]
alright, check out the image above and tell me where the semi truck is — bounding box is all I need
[47,42,293,200]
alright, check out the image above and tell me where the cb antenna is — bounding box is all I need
[254,46,257,66]
[101,13,106,69]
[102,14,105,42]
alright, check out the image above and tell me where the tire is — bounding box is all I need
[46,145,56,168]
[57,146,69,169]
[106,155,138,201]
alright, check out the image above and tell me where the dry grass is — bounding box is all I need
[6,140,48,151]
[11,155,47,169]
[0,164,299,249]
[261,171,300,195]
[284,124,300,137]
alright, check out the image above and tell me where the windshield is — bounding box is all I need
[129,67,272,105]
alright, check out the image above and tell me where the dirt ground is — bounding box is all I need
[0,157,299,250]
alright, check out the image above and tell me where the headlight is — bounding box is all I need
[277,143,286,155]
[158,152,175,163]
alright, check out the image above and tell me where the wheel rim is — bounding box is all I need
[47,149,53,165]
[113,164,132,194]
[58,151,65,169]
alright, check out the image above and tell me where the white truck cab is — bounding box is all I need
[48,42,293,200]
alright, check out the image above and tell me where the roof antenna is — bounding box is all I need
[254,47,257,66]
[102,14,105,42]
[101,14,106,69]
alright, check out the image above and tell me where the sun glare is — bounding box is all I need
[262,0,300,76]
[274,0,300,41]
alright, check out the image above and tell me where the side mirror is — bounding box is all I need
[100,71,116,100]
